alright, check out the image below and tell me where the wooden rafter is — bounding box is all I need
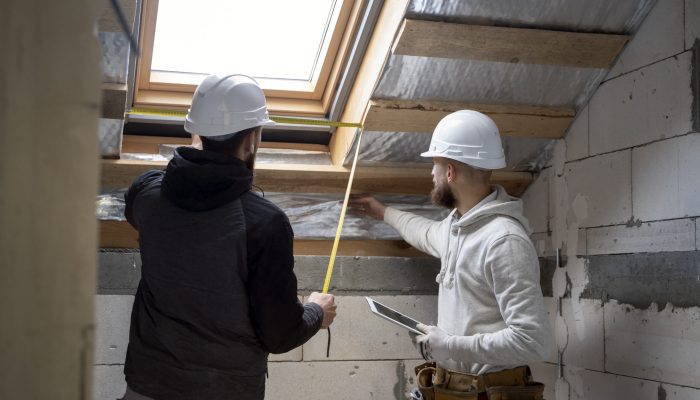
[121,135,329,154]
[364,99,575,138]
[100,221,426,256]
[101,159,532,196]
[101,83,127,119]
[329,0,410,166]
[392,19,629,69]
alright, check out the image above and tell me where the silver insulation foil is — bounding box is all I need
[406,0,655,33]
[96,191,448,240]
[373,55,607,109]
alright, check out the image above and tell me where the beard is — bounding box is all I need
[431,180,456,209]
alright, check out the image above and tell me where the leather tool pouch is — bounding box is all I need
[485,382,545,400]
[434,385,479,400]
[415,362,437,400]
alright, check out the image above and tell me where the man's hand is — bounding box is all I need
[410,323,452,362]
[307,292,337,329]
[348,194,387,220]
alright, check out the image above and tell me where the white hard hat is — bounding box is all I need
[184,74,275,140]
[420,110,506,170]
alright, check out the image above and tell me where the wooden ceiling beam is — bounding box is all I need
[364,99,575,138]
[329,0,410,166]
[101,159,532,196]
[392,19,629,69]
[100,220,426,256]
[101,83,127,119]
[121,135,329,154]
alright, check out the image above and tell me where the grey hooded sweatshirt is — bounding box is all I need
[384,185,551,374]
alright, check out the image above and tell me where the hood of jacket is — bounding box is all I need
[451,184,532,234]
[161,147,252,211]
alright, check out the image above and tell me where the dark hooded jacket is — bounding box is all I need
[123,147,323,400]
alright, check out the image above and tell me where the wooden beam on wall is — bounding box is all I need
[392,19,629,69]
[102,159,532,196]
[364,99,575,138]
[101,83,127,119]
[121,135,330,154]
[100,220,426,256]
[329,0,410,166]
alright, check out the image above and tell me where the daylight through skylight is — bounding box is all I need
[151,0,339,81]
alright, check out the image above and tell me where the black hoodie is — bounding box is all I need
[123,147,323,400]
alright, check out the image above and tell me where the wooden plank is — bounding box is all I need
[122,135,330,154]
[121,135,190,153]
[364,99,575,138]
[329,0,410,165]
[101,83,127,119]
[101,159,532,196]
[134,89,326,116]
[100,220,139,248]
[392,19,630,69]
[100,220,425,256]
[98,0,136,32]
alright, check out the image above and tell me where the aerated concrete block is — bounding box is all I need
[565,106,589,162]
[604,301,700,388]
[93,365,126,400]
[529,362,557,400]
[561,299,605,372]
[302,295,437,361]
[574,369,700,400]
[542,297,558,364]
[632,133,700,221]
[95,295,133,365]
[563,151,632,228]
[590,52,694,155]
[587,219,696,255]
[607,0,685,79]
[687,0,700,49]
[521,169,549,234]
[266,360,421,400]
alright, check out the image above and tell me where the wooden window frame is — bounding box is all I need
[134,0,364,116]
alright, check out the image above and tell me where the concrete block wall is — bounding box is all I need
[520,0,700,398]
[93,253,440,400]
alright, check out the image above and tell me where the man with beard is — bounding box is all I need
[350,110,550,400]
[120,74,337,400]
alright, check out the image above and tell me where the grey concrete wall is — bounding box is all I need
[0,0,102,398]
[93,254,441,400]
[519,0,700,397]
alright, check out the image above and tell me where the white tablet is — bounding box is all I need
[365,297,426,335]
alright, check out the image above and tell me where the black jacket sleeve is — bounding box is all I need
[248,216,323,354]
[124,170,164,229]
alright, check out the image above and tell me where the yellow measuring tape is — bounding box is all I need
[128,106,360,294]
[322,129,363,294]
[127,107,363,129]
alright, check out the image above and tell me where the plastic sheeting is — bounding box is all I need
[99,118,124,158]
[98,31,129,84]
[96,191,448,240]
[407,0,655,34]
[374,55,607,108]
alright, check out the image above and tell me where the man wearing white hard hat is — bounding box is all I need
[120,74,337,400]
[350,110,551,400]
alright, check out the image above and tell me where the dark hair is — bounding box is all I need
[201,127,258,154]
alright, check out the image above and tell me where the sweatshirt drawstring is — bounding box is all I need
[436,222,453,285]
[445,226,463,289]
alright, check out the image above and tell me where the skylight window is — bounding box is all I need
[134,0,360,116]
[151,0,338,81]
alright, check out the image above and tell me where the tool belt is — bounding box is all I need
[414,362,545,400]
